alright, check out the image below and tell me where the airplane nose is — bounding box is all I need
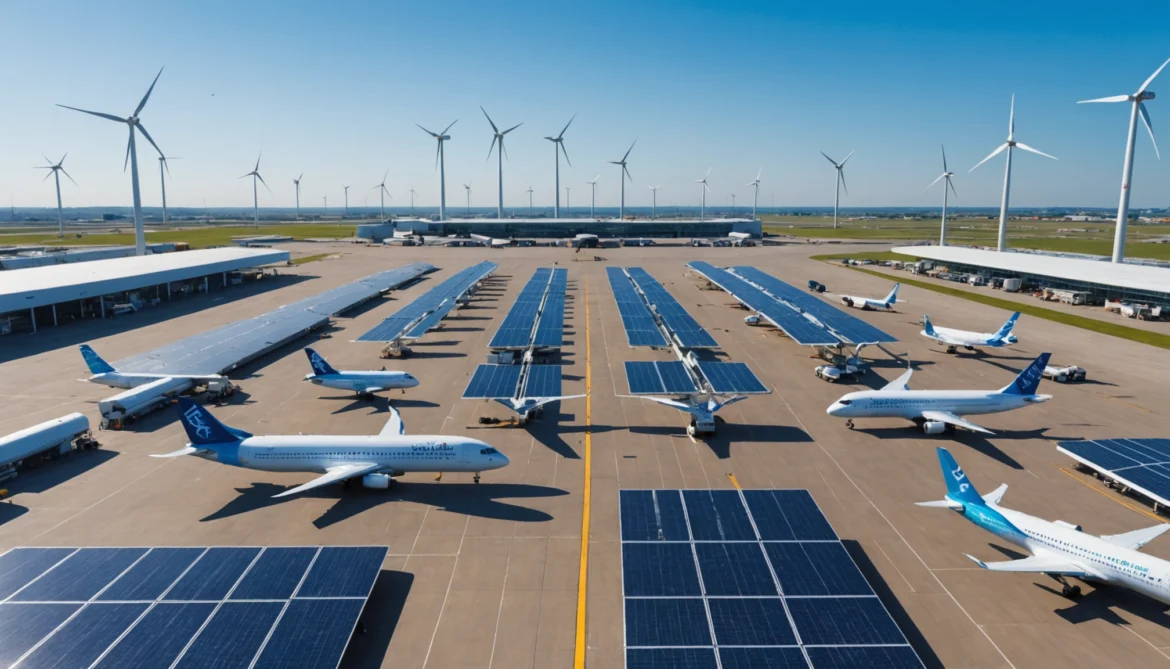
[826,403,841,416]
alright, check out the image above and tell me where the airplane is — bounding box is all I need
[471,233,512,248]
[303,347,419,398]
[158,397,509,496]
[826,352,1052,434]
[835,283,901,311]
[918,446,1170,603]
[79,344,227,390]
[921,311,1020,354]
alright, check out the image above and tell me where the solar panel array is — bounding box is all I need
[620,489,922,669]
[116,263,436,377]
[696,361,770,394]
[608,267,668,347]
[521,365,563,398]
[625,267,719,348]
[356,261,497,342]
[0,545,385,669]
[490,267,568,349]
[1058,438,1170,507]
[625,361,699,395]
[462,364,563,399]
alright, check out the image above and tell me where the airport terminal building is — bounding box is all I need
[357,217,762,241]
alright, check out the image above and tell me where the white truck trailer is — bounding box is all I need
[0,413,99,482]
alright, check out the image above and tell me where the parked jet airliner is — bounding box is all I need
[919,447,1170,603]
[159,398,508,497]
[920,312,1020,354]
[79,344,226,389]
[836,283,901,311]
[303,347,419,397]
[826,352,1052,434]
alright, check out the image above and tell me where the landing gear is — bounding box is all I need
[342,479,352,489]
[473,473,481,484]
[1054,575,1083,599]
[945,345,957,354]
[845,419,854,429]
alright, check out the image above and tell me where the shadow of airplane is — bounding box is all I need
[853,427,1026,470]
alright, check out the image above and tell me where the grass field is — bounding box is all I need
[289,253,332,265]
[0,224,356,249]
[810,251,917,263]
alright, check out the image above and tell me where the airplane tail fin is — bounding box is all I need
[80,344,115,374]
[921,315,936,336]
[304,347,338,376]
[934,447,985,508]
[883,283,899,306]
[1000,353,1051,395]
[991,312,1021,342]
[174,398,245,446]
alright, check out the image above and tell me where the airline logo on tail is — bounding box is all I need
[992,312,1021,342]
[305,348,336,376]
[80,344,115,374]
[950,464,970,495]
[183,403,212,440]
[884,284,899,306]
[1004,353,1050,395]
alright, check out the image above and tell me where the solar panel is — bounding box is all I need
[695,361,768,394]
[620,489,922,667]
[358,261,496,342]
[115,263,435,376]
[624,361,698,395]
[490,267,568,349]
[463,364,523,399]
[732,266,896,345]
[626,267,718,348]
[522,365,563,398]
[531,269,568,348]
[0,545,385,669]
[607,267,668,347]
[1058,438,1170,508]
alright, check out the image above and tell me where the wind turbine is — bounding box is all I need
[481,106,522,219]
[293,173,303,219]
[821,151,854,229]
[418,120,457,220]
[239,153,270,228]
[57,68,164,255]
[587,175,600,218]
[970,95,1057,252]
[731,193,736,213]
[746,168,761,221]
[525,186,534,214]
[36,154,76,237]
[373,171,392,224]
[544,115,575,217]
[409,188,418,215]
[464,181,473,215]
[695,168,711,221]
[609,141,635,219]
[323,195,327,213]
[157,155,180,224]
[1078,56,1170,263]
[927,145,958,246]
[343,185,350,217]
[649,185,660,220]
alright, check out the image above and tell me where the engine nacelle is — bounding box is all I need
[922,421,947,435]
[1053,520,1082,532]
[842,297,854,307]
[362,473,392,489]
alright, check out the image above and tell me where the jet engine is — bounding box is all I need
[1053,520,1082,532]
[922,421,947,435]
[842,297,854,307]
[362,473,392,489]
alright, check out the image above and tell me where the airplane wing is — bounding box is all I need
[362,386,385,395]
[965,553,1102,579]
[881,367,913,392]
[272,463,382,498]
[150,446,203,459]
[380,406,405,436]
[920,410,994,435]
[1102,524,1170,551]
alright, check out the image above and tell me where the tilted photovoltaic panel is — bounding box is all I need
[522,365,563,398]
[732,266,896,345]
[696,361,769,394]
[626,267,718,348]
[687,261,840,346]
[624,361,698,395]
[0,545,385,669]
[619,489,923,668]
[531,268,569,348]
[607,267,668,347]
[1058,438,1170,508]
[116,263,436,376]
[358,261,497,342]
[463,364,523,399]
[491,267,568,349]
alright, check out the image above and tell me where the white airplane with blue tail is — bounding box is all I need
[79,344,226,389]
[303,347,419,398]
[919,446,1170,603]
[157,398,508,496]
[836,283,901,311]
[921,311,1020,354]
[826,352,1052,434]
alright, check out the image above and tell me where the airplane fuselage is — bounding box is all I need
[828,389,1049,420]
[193,435,506,474]
[87,372,225,390]
[842,296,891,311]
[923,326,1018,348]
[305,371,418,393]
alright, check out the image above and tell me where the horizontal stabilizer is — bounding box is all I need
[982,483,1008,506]
[1102,524,1170,551]
[272,463,381,498]
[965,553,1099,579]
[150,446,202,459]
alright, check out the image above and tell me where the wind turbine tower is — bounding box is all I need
[373,172,392,224]
[746,169,761,220]
[409,188,418,215]
[57,68,165,255]
[820,151,854,229]
[37,154,76,237]
[343,185,350,217]
[587,175,600,218]
[731,193,736,212]
[293,173,303,219]
[649,185,660,220]
[565,186,571,214]
[418,120,457,220]
[525,186,534,214]
[970,96,1057,252]
[544,115,574,217]
[695,168,711,221]
[927,146,957,246]
[1078,56,1170,263]
[464,182,473,215]
[609,141,635,219]
[157,155,180,224]
[239,153,270,229]
[481,107,522,219]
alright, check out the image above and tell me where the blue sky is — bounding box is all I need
[3,0,1170,211]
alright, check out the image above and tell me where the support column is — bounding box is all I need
[52,304,58,327]
[203,276,209,293]
[167,283,171,300]
[30,308,36,333]
[100,299,105,319]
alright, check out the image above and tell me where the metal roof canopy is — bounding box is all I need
[894,245,1170,297]
[0,247,290,313]
[355,261,497,342]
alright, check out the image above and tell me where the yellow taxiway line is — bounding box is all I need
[728,473,742,489]
[574,277,593,669]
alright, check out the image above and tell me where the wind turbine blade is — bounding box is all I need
[123,134,132,172]
[162,157,171,176]
[941,144,948,173]
[704,167,711,179]
[969,143,1008,172]
[480,106,499,133]
[257,173,271,192]
[441,119,458,135]
[56,105,125,123]
[1009,94,1016,137]
[624,166,632,182]
[1138,56,1170,95]
[840,171,848,196]
[820,151,838,167]
[1014,143,1058,160]
[622,140,636,161]
[382,170,388,184]
[560,142,572,167]
[486,136,497,161]
[135,123,164,157]
[435,142,441,170]
[255,153,262,172]
[298,173,303,181]
[1140,102,1160,159]
[134,68,164,117]
[239,173,252,179]
[557,114,576,139]
[840,150,855,166]
[42,170,54,181]
[927,173,946,189]
[417,123,439,137]
[41,153,54,166]
[948,177,958,199]
[502,139,509,161]
[756,167,762,181]
[1076,95,1130,104]
[61,168,78,186]
[503,122,522,134]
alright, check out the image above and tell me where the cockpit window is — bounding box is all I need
[837,400,852,406]
[480,447,499,455]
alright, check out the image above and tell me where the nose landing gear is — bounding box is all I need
[1053,575,1083,599]
[473,473,481,484]
[845,419,854,429]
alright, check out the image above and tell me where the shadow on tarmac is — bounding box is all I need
[626,423,814,460]
[852,426,1033,470]
[843,540,944,669]
[338,570,414,669]
[3,448,119,495]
